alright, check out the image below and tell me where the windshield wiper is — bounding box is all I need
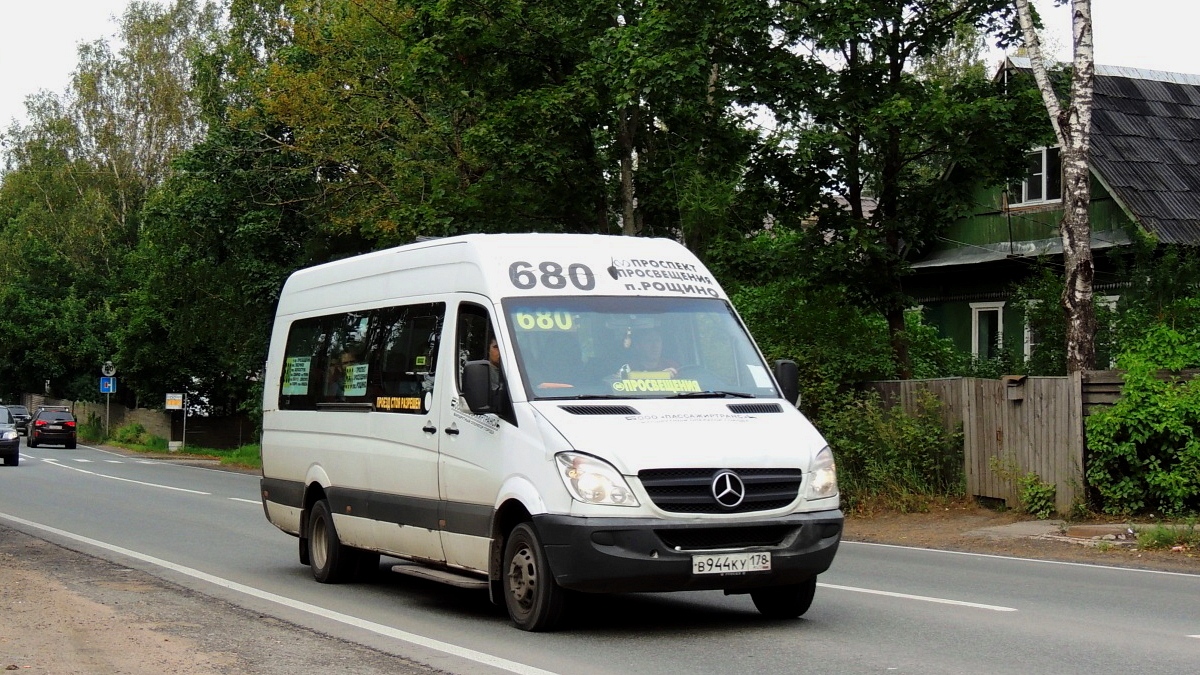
[668,390,755,399]
[544,394,629,400]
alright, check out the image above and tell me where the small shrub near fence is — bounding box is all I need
[818,389,964,513]
[1086,324,1200,516]
[78,412,106,442]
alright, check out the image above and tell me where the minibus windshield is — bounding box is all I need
[502,296,781,400]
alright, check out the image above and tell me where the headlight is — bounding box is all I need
[2,430,15,440]
[555,452,640,507]
[806,445,838,500]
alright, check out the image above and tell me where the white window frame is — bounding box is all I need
[1097,295,1120,368]
[970,301,1005,358]
[1008,146,1062,206]
[1022,299,1041,361]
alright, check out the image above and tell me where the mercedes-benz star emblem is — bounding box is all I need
[711,470,746,509]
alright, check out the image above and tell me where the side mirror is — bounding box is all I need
[774,359,800,407]
[462,360,495,413]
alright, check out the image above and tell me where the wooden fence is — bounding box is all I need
[868,375,1083,515]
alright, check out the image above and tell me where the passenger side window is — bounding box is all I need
[456,303,515,425]
[279,302,445,413]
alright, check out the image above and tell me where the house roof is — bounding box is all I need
[1092,65,1200,244]
[1009,58,1200,245]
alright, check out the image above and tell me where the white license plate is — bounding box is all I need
[692,552,771,575]
[49,425,62,430]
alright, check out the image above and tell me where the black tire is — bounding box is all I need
[502,522,567,631]
[751,577,818,619]
[306,499,357,583]
[27,435,36,448]
[66,440,76,449]
[4,455,16,467]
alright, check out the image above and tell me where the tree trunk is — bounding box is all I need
[617,105,638,236]
[1014,0,1096,371]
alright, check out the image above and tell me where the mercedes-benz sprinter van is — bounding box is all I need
[260,233,842,631]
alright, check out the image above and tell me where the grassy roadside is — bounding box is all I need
[86,436,262,470]
[79,419,262,470]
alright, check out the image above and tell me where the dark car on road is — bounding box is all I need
[0,407,19,465]
[28,409,77,449]
[5,404,30,436]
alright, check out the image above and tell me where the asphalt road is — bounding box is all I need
[1,441,1197,675]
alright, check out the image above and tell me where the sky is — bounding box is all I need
[2,0,1200,129]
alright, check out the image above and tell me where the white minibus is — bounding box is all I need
[260,233,842,631]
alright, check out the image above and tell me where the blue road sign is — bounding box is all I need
[100,377,117,394]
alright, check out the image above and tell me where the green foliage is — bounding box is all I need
[730,280,895,417]
[988,456,1057,519]
[78,412,107,442]
[1018,472,1057,520]
[144,435,170,451]
[1010,266,1117,375]
[1086,317,1200,516]
[112,422,151,445]
[1135,519,1199,550]
[818,390,964,512]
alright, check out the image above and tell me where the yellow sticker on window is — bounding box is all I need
[612,378,702,393]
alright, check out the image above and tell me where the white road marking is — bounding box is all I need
[1188,635,1200,639]
[40,459,210,495]
[228,498,261,505]
[843,540,1200,578]
[818,582,1017,612]
[73,459,93,463]
[0,512,560,675]
[104,460,123,463]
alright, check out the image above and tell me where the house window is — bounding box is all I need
[1023,299,1041,361]
[1009,147,1062,205]
[1096,295,1120,368]
[970,301,1005,359]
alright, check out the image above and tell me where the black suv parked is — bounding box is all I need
[5,405,30,436]
[28,409,77,449]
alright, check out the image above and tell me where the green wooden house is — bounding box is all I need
[908,58,1200,363]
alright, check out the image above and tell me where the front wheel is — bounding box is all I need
[502,523,567,631]
[4,454,16,467]
[751,576,817,619]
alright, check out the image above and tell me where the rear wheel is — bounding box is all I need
[502,522,567,631]
[66,439,76,449]
[751,577,817,619]
[307,499,357,583]
[26,435,36,448]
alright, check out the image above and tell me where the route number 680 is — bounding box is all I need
[508,261,596,291]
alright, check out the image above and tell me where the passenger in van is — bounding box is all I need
[623,327,679,378]
[324,351,356,400]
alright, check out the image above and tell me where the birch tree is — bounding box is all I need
[1014,0,1096,371]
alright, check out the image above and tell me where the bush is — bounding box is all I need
[112,422,150,445]
[731,281,896,418]
[818,389,964,512]
[78,412,106,442]
[1086,319,1200,516]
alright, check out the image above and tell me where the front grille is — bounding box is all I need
[638,468,803,514]
[655,525,797,551]
[559,405,640,416]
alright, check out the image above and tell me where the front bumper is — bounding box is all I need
[532,509,843,594]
